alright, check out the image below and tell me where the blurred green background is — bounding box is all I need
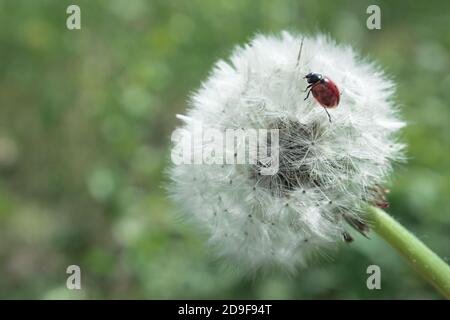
[0,0,449,299]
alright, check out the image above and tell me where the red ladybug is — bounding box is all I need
[304,72,340,122]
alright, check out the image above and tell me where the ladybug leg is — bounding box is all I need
[303,88,312,100]
[322,106,332,123]
[303,84,313,92]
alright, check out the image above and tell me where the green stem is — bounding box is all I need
[366,206,450,299]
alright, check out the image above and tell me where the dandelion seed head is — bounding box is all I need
[169,32,405,272]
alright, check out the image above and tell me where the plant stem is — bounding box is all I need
[366,206,450,299]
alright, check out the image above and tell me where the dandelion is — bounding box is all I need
[169,32,450,296]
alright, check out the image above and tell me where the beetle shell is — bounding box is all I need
[311,78,340,108]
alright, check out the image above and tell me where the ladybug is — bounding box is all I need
[304,72,340,122]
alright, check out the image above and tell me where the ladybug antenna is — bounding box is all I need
[296,37,304,68]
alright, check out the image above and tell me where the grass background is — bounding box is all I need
[0,0,449,299]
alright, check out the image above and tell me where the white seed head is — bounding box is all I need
[169,32,405,273]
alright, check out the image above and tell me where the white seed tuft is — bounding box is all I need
[168,32,405,272]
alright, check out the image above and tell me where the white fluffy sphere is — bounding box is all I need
[169,32,405,272]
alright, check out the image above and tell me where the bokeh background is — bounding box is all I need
[0,0,449,299]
